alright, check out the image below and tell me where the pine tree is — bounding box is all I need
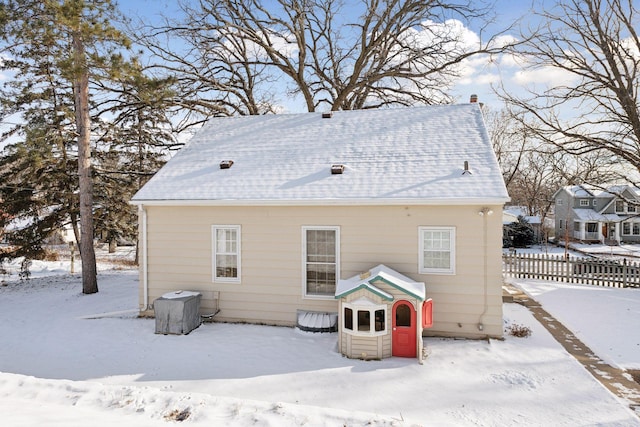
[0,0,134,293]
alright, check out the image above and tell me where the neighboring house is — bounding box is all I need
[131,104,510,351]
[553,184,640,244]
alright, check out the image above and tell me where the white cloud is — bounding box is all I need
[511,65,576,87]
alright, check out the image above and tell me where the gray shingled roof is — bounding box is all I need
[132,104,509,205]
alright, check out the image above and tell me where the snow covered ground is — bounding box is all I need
[0,248,639,426]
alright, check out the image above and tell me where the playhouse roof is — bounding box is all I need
[335,264,426,301]
[132,104,509,206]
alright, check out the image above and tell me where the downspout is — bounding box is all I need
[139,204,150,311]
[477,207,493,333]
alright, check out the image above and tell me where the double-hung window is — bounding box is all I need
[303,226,339,297]
[212,225,241,282]
[419,226,455,274]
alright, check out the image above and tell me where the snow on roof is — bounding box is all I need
[503,206,541,224]
[336,264,426,301]
[132,104,509,205]
[572,209,621,222]
[559,184,640,200]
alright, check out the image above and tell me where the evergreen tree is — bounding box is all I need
[0,0,141,293]
[505,216,535,248]
[92,64,177,253]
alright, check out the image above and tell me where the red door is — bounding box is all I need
[392,300,416,357]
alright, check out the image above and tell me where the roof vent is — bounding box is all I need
[331,164,345,174]
[322,112,333,119]
[219,160,234,169]
[462,161,472,175]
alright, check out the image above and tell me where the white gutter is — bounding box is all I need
[139,204,150,311]
[130,197,511,207]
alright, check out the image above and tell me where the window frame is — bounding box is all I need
[579,199,590,207]
[342,301,387,337]
[419,226,456,275]
[212,225,241,283]
[302,226,340,299]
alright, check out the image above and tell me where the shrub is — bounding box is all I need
[506,323,532,338]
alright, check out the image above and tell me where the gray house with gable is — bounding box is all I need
[553,184,640,244]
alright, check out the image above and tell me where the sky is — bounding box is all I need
[120,0,551,113]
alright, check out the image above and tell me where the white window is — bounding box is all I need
[616,200,624,213]
[629,204,637,213]
[343,301,387,336]
[212,225,241,282]
[623,222,631,235]
[593,199,597,206]
[556,198,563,206]
[303,226,339,297]
[419,226,455,274]
[579,199,589,206]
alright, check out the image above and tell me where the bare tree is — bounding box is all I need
[499,0,640,185]
[139,0,514,117]
[485,107,619,220]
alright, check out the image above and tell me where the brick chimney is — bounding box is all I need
[470,94,478,103]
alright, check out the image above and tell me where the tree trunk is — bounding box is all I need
[73,31,98,294]
[108,238,116,254]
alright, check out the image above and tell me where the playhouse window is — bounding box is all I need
[344,307,353,330]
[212,225,241,282]
[419,226,456,274]
[343,303,386,336]
[303,226,339,298]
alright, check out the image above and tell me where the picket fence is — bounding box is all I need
[502,252,640,288]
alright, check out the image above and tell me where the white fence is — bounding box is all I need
[503,252,640,288]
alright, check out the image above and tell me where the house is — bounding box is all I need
[131,103,510,353]
[553,184,640,244]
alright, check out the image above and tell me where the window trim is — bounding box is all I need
[302,226,340,299]
[419,226,456,275]
[579,199,589,207]
[342,301,387,337]
[212,225,241,283]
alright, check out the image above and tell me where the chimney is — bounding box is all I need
[322,112,333,119]
[470,94,478,103]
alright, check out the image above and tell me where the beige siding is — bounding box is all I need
[140,204,504,337]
